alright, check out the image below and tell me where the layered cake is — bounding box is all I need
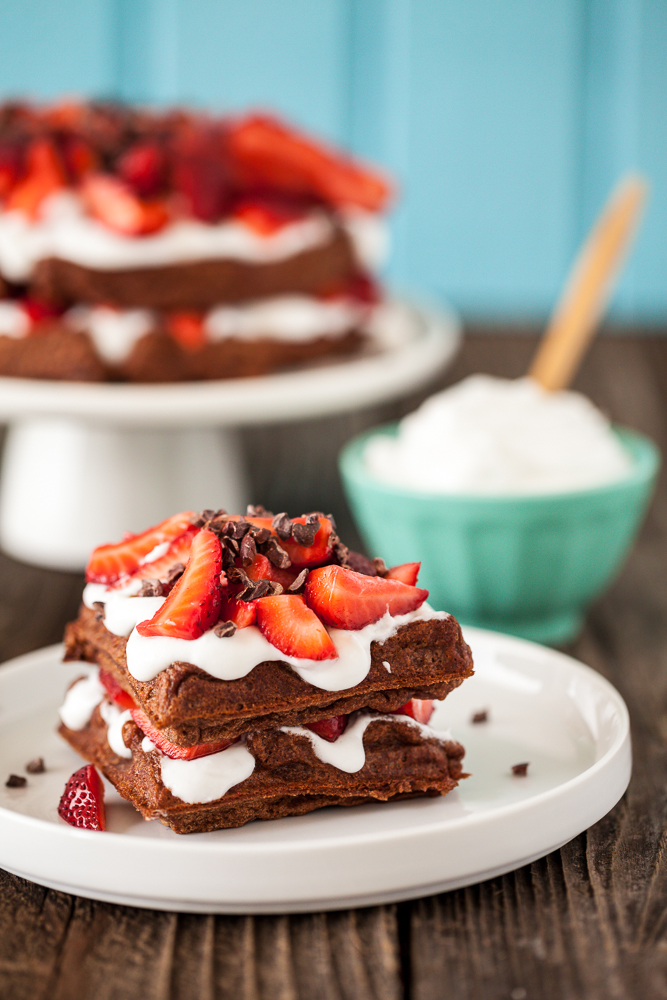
[57,507,473,832]
[0,101,393,381]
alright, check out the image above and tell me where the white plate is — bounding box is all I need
[0,628,630,913]
[0,300,460,427]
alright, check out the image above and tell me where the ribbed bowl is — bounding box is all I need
[339,424,660,644]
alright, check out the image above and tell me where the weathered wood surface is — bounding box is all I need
[1,330,666,1000]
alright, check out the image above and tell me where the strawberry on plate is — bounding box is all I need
[58,764,106,831]
[305,565,428,630]
[130,706,235,760]
[255,594,338,660]
[306,714,348,742]
[99,669,136,711]
[385,562,421,586]
[86,510,195,585]
[393,698,435,725]
[137,529,222,639]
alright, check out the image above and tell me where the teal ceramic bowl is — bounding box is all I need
[339,424,660,645]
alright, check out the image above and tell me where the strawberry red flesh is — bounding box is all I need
[137,529,222,639]
[111,527,197,590]
[218,591,257,628]
[130,706,235,760]
[167,312,207,352]
[255,594,338,660]
[58,764,106,831]
[86,510,196,585]
[6,138,65,218]
[82,173,169,235]
[99,669,136,711]
[278,516,334,568]
[385,562,421,586]
[118,140,166,198]
[305,565,428,630]
[393,698,435,725]
[306,714,348,742]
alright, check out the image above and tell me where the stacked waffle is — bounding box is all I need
[0,102,393,382]
[59,508,473,833]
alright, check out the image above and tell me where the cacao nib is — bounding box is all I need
[471,710,488,724]
[163,562,185,586]
[288,568,309,592]
[239,533,257,566]
[25,757,45,774]
[512,762,529,777]
[247,504,273,518]
[265,537,291,568]
[139,578,164,597]
[250,526,271,544]
[271,512,293,540]
[5,774,26,788]
[292,515,320,547]
[214,621,237,638]
[347,550,377,576]
[373,557,388,576]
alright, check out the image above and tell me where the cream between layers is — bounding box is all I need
[83,582,446,692]
[365,374,632,494]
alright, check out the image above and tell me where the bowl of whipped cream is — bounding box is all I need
[339,375,660,644]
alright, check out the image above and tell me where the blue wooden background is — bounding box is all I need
[1,0,665,323]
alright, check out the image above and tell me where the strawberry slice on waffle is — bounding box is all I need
[86,511,196,585]
[305,565,428,630]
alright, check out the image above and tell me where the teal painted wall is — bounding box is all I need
[0,0,665,323]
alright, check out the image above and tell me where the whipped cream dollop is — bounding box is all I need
[365,375,632,494]
[159,739,256,805]
[0,192,387,281]
[58,669,105,730]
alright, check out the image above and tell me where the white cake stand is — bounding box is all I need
[0,300,460,570]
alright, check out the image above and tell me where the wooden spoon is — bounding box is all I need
[528,174,648,392]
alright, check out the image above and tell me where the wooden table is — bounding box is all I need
[1,331,666,1000]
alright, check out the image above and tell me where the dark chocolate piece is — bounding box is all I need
[5,774,27,788]
[471,710,488,724]
[25,757,45,774]
[512,762,529,777]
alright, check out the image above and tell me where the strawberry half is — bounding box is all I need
[306,714,348,742]
[305,565,428,630]
[111,527,197,590]
[255,594,338,660]
[130,706,235,760]
[99,669,136,711]
[136,529,222,639]
[394,699,435,725]
[6,138,65,218]
[58,764,106,831]
[82,173,169,235]
[86,510,196,585]
[385,562,421,586]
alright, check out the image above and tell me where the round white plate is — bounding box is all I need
[0,300,460,428]
[0,628,630,913]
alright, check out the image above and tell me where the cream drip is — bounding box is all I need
[58,670,105,730]
[67,305,156,365]
[99,701,133,759]
[0,300,30,339]
[160,738,255,804]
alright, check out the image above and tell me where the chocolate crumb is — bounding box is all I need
[244,579,271,601]
[214,621,237,638]
[221,535,239,556]
[163,563,185,587]
[288,568,310,592]
[239,532,257,566]
[6,774,26,788]
[512,762,529,777]
[250,526,271,544]
[189,513,207,528]
[265,537,291,568]
[25,757,45,774]
[347,550,377,576]
[471,710,488,724]
[332,538,350,565]
[139,579,164,597]
[272,513,293,540]
[292,515,320,547]
[267,581,284,596]
[92,600,105,621]
[247,504,273,518]
[373,557,388,577]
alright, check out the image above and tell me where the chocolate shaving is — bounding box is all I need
[288,568,309,592]
[229,519,251,540]
[5,774,26,788]
[512,762,529,777]
[267,581,284,596]
[250,526,271,544]
[162,562,185,587]
[25,757,45,774]
[221,535,239,556]
[191,508,222,528]
[332,538,350,566]
[271,512,293,540]
[139,578,164,597]
[227,566,254,589]
[292,515,320,547]
[347,550,377,576]
[214,621,237,638]
[247,504,273,518]
[239,533,257,567]
[92,601,105,621]
[373,557,388,577]
[243,579,271,601]
[471,710,488,724]
[265,537,291,568]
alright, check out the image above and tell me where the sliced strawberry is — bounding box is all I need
[0,136,26,198]
[117,140,166,198]
[385,562,421,586]
[306,714,348,742]
[228,114,392,212]
[137,529,222,639]
[129,706,235,760]
[244,552,299,591]
[112,527,197,590]
[233,197,304,236]
[167,312,207,352]
[218,590,257,628]
[394,698,435,725]
[82,173,169,235]
[86,510,196,585]
[99,669,136,710]
[172,125,231,222]
[255,594,338,660]
[305,565,428,630]
[6,138,65,218]
[58,764,106,831]
[60,134,98,182]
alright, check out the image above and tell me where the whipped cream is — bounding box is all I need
[205,295,366,344]
[66,305,156,364]
[365,375,632,494]
[0,300,30,339]
[0,192,376,281]
[58,670,105,730]
[99,702,133,759]
[160,739,255,804]
[125,604,445,691]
